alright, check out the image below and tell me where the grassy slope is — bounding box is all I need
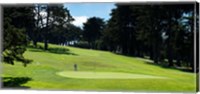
[2,43,196,92]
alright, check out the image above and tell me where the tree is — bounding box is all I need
[115,5,137,55]
[103,5,138,55]
[134,5,164,63]
[83,17,105,49]
[159,5,194,67]
[30,4,43,47]
[3,6,34,66]
[65,24,82,45]
[34,4,74,50]
[102,9,120,52]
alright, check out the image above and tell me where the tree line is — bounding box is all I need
[3,3,198,72]
[95,4,198,72]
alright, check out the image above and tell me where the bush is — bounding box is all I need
[95,40,107,50]
[73,41,90,49]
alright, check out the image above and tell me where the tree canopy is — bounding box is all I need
[102,3,196,71]
[82,17,105,49]
[3,6,35,66]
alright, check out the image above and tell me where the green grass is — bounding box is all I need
[2,43,196,92]
[56,71,167,79]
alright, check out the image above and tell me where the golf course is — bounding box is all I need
[2,43,196,92]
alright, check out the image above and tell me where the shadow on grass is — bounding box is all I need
[48,47,78,55]
[28,48,43,52]
[2,77,32,89]
[28,45,78,56]
[112,52,194,73]
[145,61,194,73]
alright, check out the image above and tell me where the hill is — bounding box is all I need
[2,43,196,92]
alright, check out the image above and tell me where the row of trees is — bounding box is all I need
[3,4,78,66]
[3,3,198,72]
[103,5,195,67]
[80,4,198,72]
[32,4,74,49]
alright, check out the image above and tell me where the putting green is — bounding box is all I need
[56,71,167,79]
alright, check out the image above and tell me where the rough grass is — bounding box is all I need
[2,43,197,92]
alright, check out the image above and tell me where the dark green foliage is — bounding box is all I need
[65,24,82,45]
[3,7,33,66]
[34,4,74,50]
[83,17,105,49]
[102,4,195,71]
[73,41,90,49]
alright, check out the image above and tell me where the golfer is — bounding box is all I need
[74,64,77,71]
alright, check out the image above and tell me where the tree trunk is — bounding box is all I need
[196,32,199,73]
[167,49,173,67]
[44,5,50,50]
[129,43,135,56]
[153,44,158,64]
[44,39,48,50]
[33,40,37,47]
[176,56,181,67]
[150,49,154,60]
[152,32,159,64]
[139,43,144,58]
[167,19,173,67]
[167,43,173,67]
[122,43,128,55]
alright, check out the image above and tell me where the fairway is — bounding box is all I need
[57,71,167,79]
[2,43,196,92]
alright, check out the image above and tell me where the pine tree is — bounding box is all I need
[3,6,34,66]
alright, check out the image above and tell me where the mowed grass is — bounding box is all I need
[2,43,196,92]
[56,71,167,79]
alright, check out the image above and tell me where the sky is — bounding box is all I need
[64,3,116,27]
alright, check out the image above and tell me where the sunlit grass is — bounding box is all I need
[2,43,196,92]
